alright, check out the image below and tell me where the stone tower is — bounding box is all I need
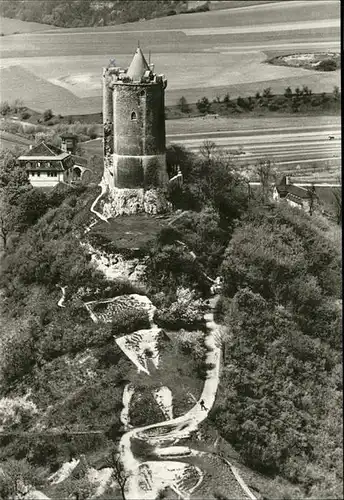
[102,47,169,215]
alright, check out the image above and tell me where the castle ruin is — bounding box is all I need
[102,47,170,215]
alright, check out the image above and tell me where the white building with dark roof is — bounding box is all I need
[17,140,88,188]
[272,175,315,211]
[17,142,75,188]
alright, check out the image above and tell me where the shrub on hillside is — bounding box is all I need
[0,459,43,498]
[0,101,11,116]
[196,96,211,114]
[43,109,53,122]
[1,322,37,384]
[154,287,206,330]
[0,395,38,432]
[317,59,338,71]
[20,111,31,120]
[111,307,150,337]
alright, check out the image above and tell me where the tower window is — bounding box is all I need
[130,111,137,121]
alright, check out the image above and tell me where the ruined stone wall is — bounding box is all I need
[102,186,171,217]
[103,69,113,125]
[103,68,114,184]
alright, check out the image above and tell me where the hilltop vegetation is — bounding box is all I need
[0,0,203,28]
[0,144,342,498]
[171,85,341,119]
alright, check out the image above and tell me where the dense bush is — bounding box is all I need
[221,203,341,347]
[0,459,43,498]
[210,199,343,497]
[211,288,342,495]
[154,287,206,330]
[317,59,338,71]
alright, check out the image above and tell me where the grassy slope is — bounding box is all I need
[0,16,55,35]
[0,130,31,153]
[209,0,290,9]
[0,66,90,115]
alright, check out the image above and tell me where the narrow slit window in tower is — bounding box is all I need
[131,111,137,121]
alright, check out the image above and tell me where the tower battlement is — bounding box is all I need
[102,47,169,208]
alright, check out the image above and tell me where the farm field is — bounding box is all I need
[0,0,340,115]
[0,129,31,152]
[80,114,341,185]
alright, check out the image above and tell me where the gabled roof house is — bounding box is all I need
[17,140,88,188]
[272,175,315,210]
[17,142,75,188]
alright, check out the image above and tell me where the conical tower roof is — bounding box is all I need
[127,47,150,81]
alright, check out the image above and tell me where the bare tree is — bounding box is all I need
[200,139,217,161]
[13,98,24,113]
[107,449,131,500]
[332,187,342,225]
[306,183,318,216]
[254,157,277,203]
[177,96,190,114]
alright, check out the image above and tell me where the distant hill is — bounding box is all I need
[0,0,194,28]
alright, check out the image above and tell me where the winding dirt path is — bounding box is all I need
[90,180,109,223]
[118,296,222,499]
[57,285,67,308]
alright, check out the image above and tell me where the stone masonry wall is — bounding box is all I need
[111,82,167,191]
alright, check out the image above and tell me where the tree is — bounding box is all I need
[43,108,53,121]
[196,96,211,114]
[284,86,293,98]
[199,139,217,161]
[237,96,250,110]
[302,85,312,96]
[0,101,11,116]
[254,157,277,203]
[0,459,40,498]
[317,59,337,71]
[0,151,30,193]
[306,183,318,216]
[332,187,342,224]
[0,197,16,249]
[178,96,190,113]
[64,477,96,500]
[13,98,24,113]
[223,93,231,108]
[263,87,273,99]
[333,85,340,100]
[107,449,131,500]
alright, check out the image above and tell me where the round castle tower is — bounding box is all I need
[102,48,169,205]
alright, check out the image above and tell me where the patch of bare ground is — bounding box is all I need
[89,214,172,251]
[268,51,340,71]
[166,114,341,134]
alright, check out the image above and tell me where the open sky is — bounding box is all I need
[0,0,340,114]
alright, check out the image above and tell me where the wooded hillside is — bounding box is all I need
[0,1,189,28]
